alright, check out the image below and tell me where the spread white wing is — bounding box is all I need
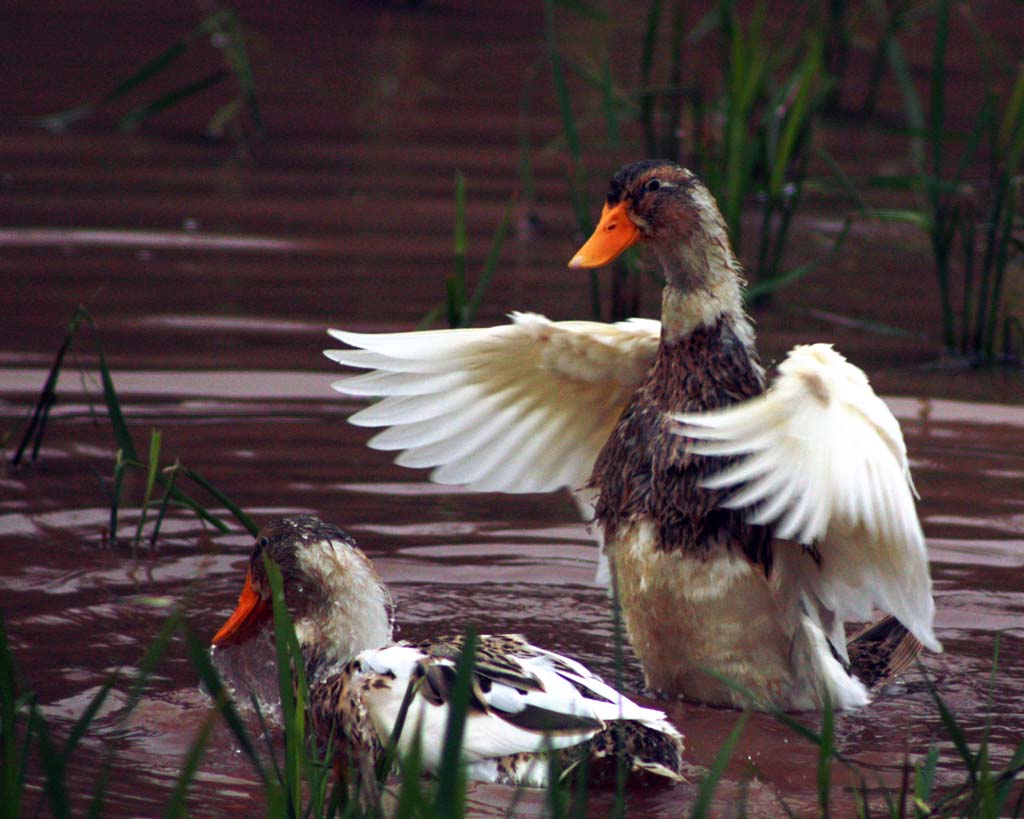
[325,312,660,494]
[674,344,940,653]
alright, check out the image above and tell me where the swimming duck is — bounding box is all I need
[211,515,686,787]
[326,160,941,711]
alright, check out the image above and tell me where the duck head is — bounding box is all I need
[570,160,746,340]
[211,516,394,664]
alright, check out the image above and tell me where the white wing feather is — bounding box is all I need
[326,313,660,494]
[674,344,940,653]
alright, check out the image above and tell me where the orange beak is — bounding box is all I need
[211,570,272,647]
[567,202,641,268]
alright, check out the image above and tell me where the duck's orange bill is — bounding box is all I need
[211,570,272,647]
[567,202,640,268]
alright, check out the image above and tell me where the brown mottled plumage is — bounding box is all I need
[845,616,924,688]
[212,515,686,789]
[591,317,774,569]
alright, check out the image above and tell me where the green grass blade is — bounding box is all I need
[156,480,233,533]
[542,0,598,319]
[769,39,822,197]
[60,675,119,765]
[543,0,581,165]
[745,214,852,301]
[600,52,620,149]
[206,97,245,139]
[608,572,628,818]
[815,147,868,209]
[122,608,185,719]
[31,706,71,819]
[464,194,515,326]
[417,303,448,331]
[699,667,860,767]
[998,65,1024,153]
[219,10,264,136]
[433,629,478,815]
[133,429,163,548]
[999,67,1024,171]
[886,33,926,174]
[975,174,1009,354]
[29,103,98,133]
[640,0,663,157]
[119,70,229,132]
[85,757,115,819]
[375,675,421,783]
[109,449,126,545]
[448,171,468,328]
[182,466,258,535]
[27,38,187,130]
[163,708,218,819]
[995,739,1024,811]
[690,713,748,819]
[150,461,180,547]
[264,556,310,817]
[817,692,834,819]
[921,663,977,781]
[928,0,950,186]
[984,177,1020,358]
[687,3,721,44]
[392,734,426,819]
[517,66,538,207]
[99,41,190,107]
[97,348,138,462]
[10,305,94,468]
[249,690,285,789]
[186,625,267,785]
[660,2,686,163]
[862,207,933,232]
[0,618,28,819]
[914,745,939,817]
[567,742,591,819]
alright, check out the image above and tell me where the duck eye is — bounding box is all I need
[646,178,662,192]
[258,536,270,550]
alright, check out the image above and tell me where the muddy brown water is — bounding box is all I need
[2,2,1023,816]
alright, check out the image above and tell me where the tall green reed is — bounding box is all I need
[687,1,834,298]
[541,0,838,312]
[9,305,258,545]
[543,0,611,320]
[866,0,1024,362]
[422,173,515,330]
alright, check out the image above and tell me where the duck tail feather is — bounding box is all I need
[846,614,923,688]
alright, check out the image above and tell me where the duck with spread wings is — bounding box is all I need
[326,160,941,711]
